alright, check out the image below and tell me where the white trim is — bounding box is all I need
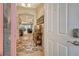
[57,3,68,35]
[66,3,68,34]
[44,4,50,56]
[57,3,60,35]
[50,4,54,33]
[57,42,68,56]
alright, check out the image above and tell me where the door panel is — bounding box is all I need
[57,43,68,56]
[48,39,54,56]
[57,3,69,56]
[59,4,68,34]
[45,3,79,56]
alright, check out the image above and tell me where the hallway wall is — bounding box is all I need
[36,4,44,19]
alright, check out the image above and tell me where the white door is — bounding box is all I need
[44,3,79,56]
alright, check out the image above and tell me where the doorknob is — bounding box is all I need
[67,41,79,46]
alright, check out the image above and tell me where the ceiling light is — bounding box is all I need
[21,3,26,7]
[27,4,31,7]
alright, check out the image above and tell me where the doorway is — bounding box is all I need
[16,3,44,56]
[1,3,79,56]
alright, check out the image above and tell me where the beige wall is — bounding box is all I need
[36,4,44,47]
[16,6,36,24]
[36,4,44,19]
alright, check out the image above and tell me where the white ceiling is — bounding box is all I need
[16,3,41,9]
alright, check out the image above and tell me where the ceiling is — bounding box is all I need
[16,3,41,9]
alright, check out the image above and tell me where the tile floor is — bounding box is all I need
[16,33,44,56]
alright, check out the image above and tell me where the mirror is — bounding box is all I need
[19,23,33,36]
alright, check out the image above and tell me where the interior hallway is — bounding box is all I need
[16,3,44,56]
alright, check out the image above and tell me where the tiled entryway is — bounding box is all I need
[16,33,44,56]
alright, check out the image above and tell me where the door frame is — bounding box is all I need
[0,3,3,56]
[11,3,16,56]
[10,3,48,56]
[44,4,50,56]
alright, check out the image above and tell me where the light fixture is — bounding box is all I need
[21,3,32,7]
[21,3,26,7]
[27,4,31,7]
